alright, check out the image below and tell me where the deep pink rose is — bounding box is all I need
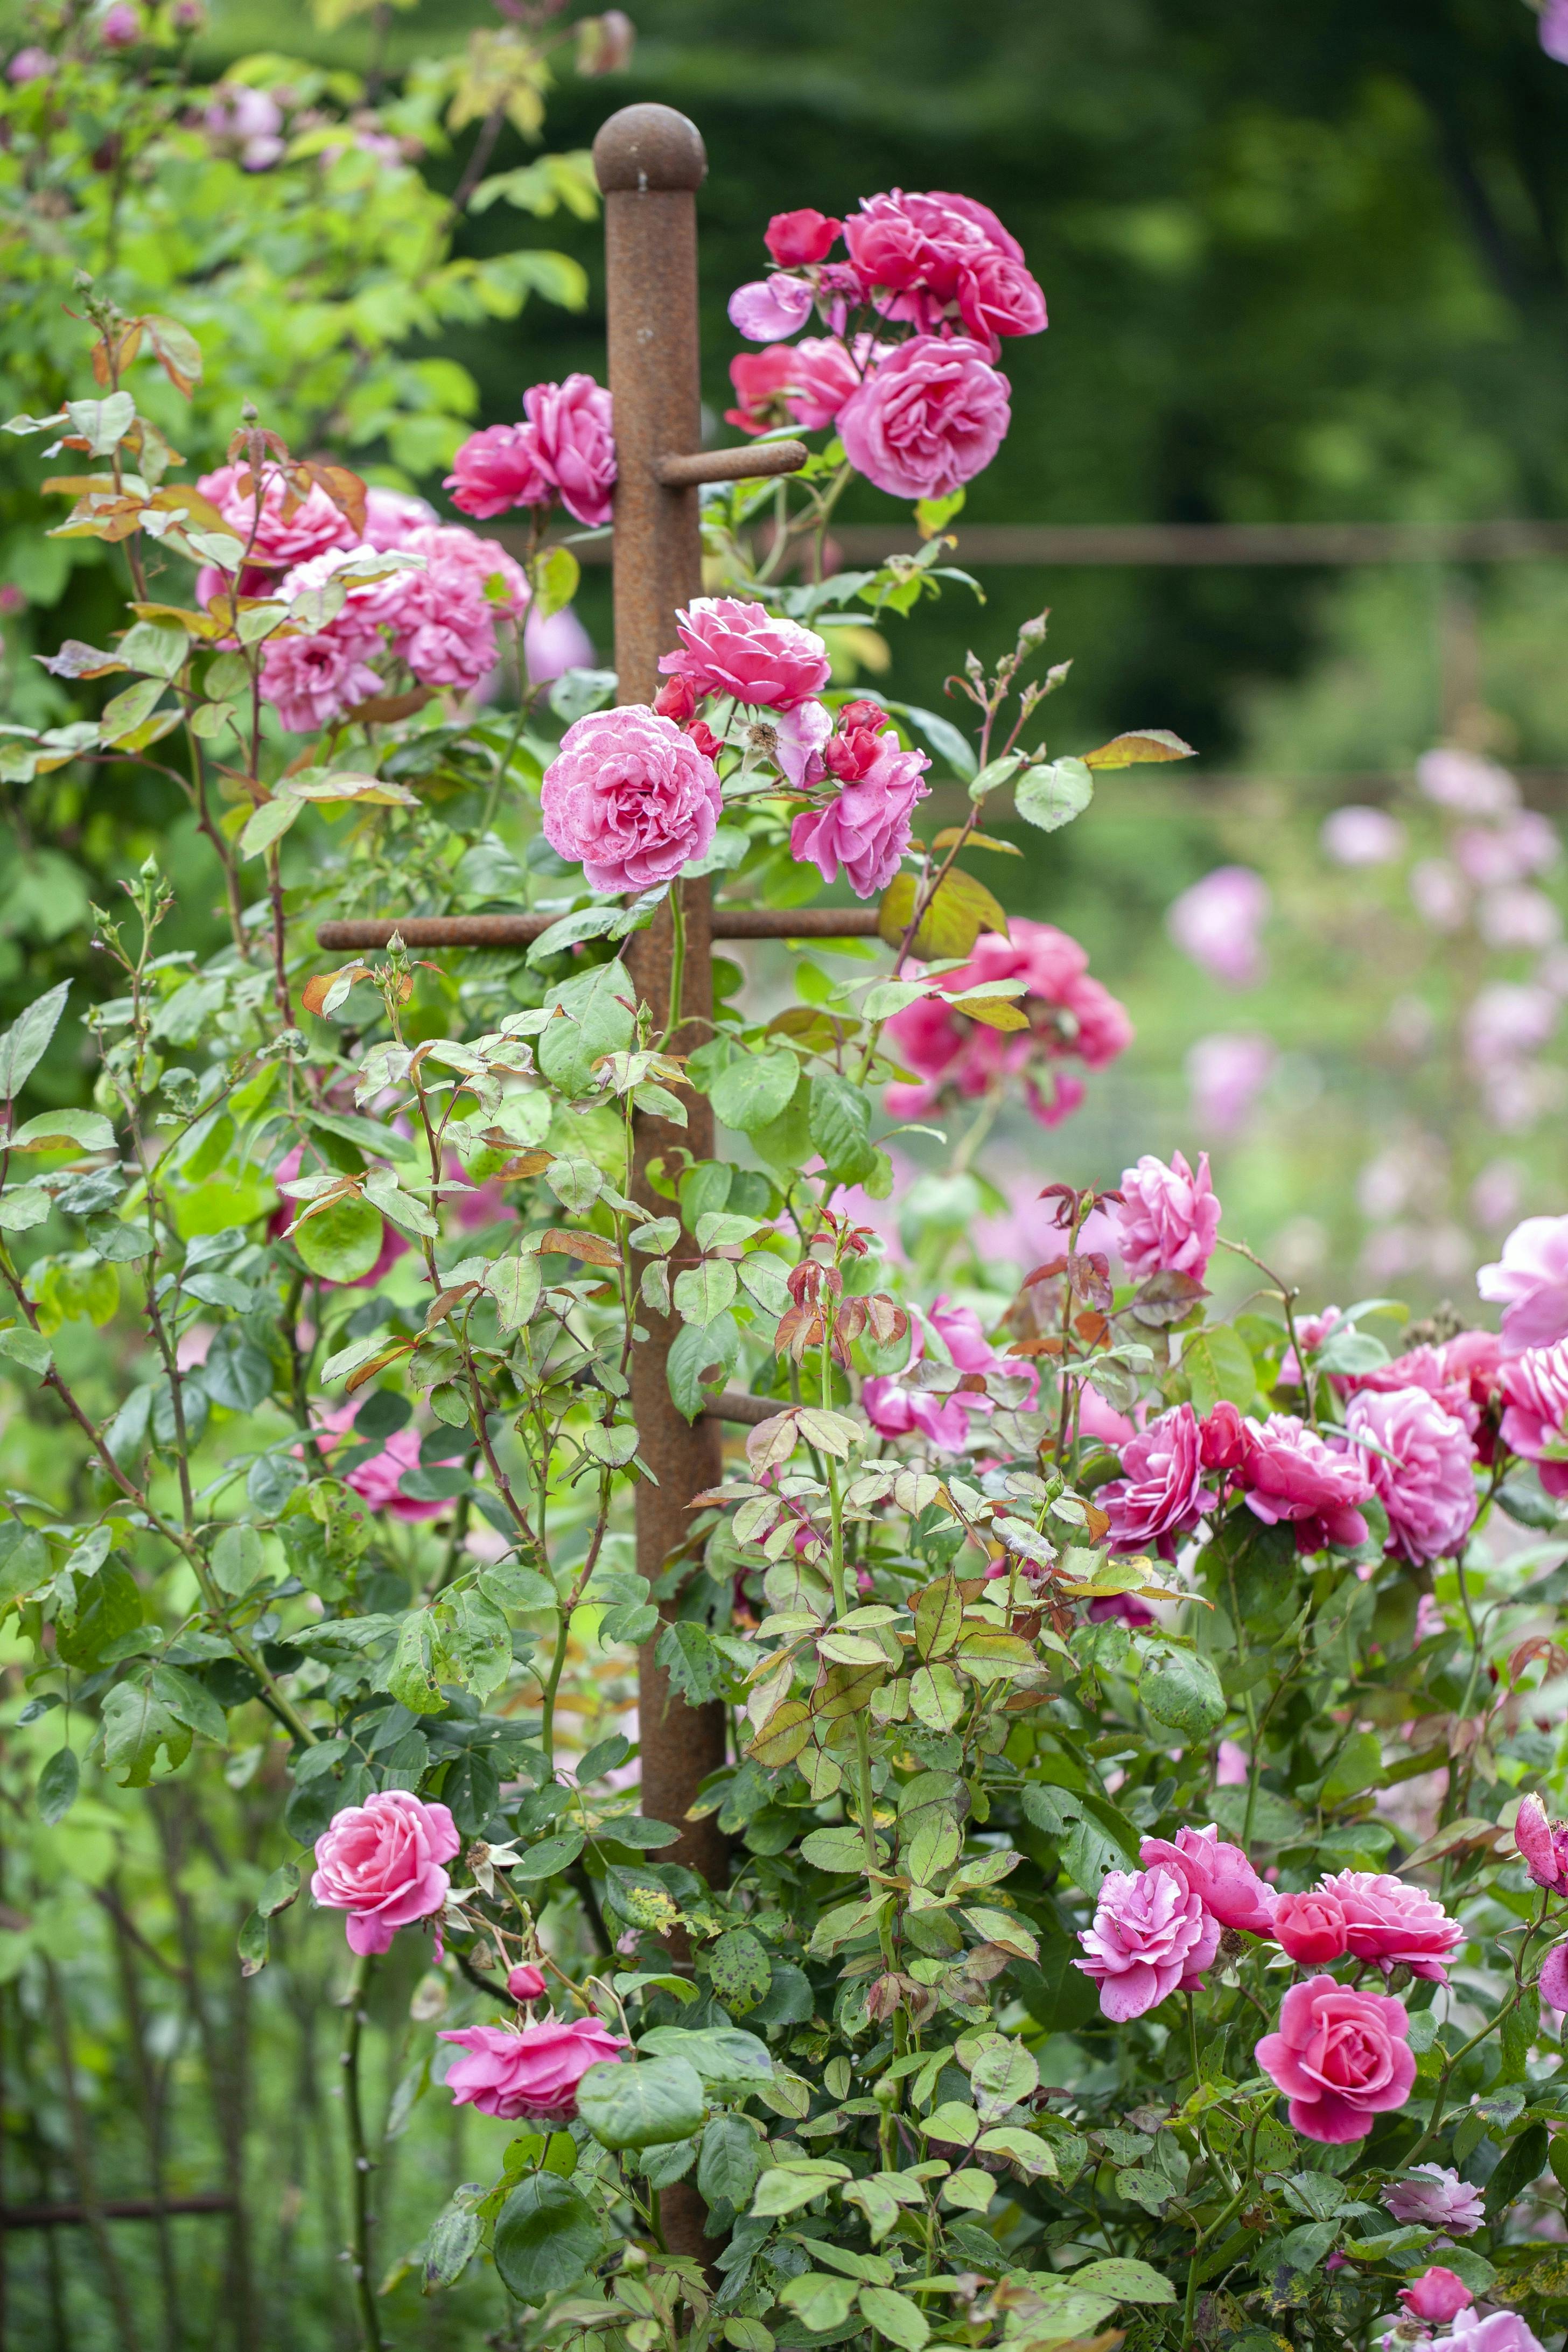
[312,1404,461,1524]
[1074,1863,1220,2022]
[841,190,1042,346]
[1343,1385,1477,1565]
[1538,1940,1568,2012]
[506,1962,548,2002]
[1114,1149,1221,1283]
[7,45,53,79]
[1401,2271,1473,2326]
[1099,1404,1210,1558]
[729,272,815,342]
[445,422,553,519]
[1320,1871,1463,1983]
[1381,2165,1486,2235]
[1479,1215,1568,1355]
[951,242,1048,347]
[1272,1889,1349,1966]
[1231,1413,1374,1553]
[1257,1975,1415,2143]
[102,4,141,45]
[765,208,842,265]
[311,1791,460,1956]
[884,920,1132,1130]
[522,374,616,528]
[1138,1823,1276,1937]
[541,705,722,891]
[197,461,357,569]
[790,735,930,899]
[863,1296,1011,1453]
[258,624,383,733]
[1448,2314,1547,2352]
[838,334,1010,500]
[439,2016,627,2121]
[725,347,801,436]
[1336,1339,1483,1437]
[658,596,830,711]
[1498,1341,1568,1494]
[1514,1792,1568,1894]
[783,335,871,429]
[1166,865,1270,989]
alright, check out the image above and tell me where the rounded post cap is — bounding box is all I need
[593,103,706,194]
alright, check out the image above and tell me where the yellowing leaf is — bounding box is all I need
[877,868,1009,960]
[1081,727,1196,771]
[947,995,1030,1031]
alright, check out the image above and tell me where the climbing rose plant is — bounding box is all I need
[5,179,1568,2352]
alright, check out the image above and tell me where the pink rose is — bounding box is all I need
[7,45,53,79]
[102,3,141,44]
[522,374,615,529]
[506,1962,548,2002]
[951,241,1048,347]
[361,487,437,550]
[1166,866,1270,989]
[781,335,872,430]
[1099,1404,1211,1558]
[1321,805,1405,867]
[1320,1871,1463,1983]
[1538,1940,1568,2012]
[765,208,842,265]
[838,334,1010,500]
[1257,1975,1416,2143]
[1514,1792,1568,1894]
[658,596,830,712]
[1479,1216,1568,1355]
[729,272,815,342]
[767,697,835,790]
[1272,1889,1349,1966]
[1449,2315,1547,2352]
[1542,0,1568,62]
[841,190,1044,347]
[1498,1341,1568,1494]
[444,422,553,519]
[1416,747,1519,817]
[1343,1386,1477,1566]
[1401,2271,1473,2326]
[258,624,383,734]
[1229,1413,1374,1553]
[312,1406,460,1524]
[311,1790,460,1956]
[862,1296,1011,1453]
[439,2016,627,2122]
[1137,1822,1276,1937]
[1074,1863,1220,2022]
[271,1146,408,1287]
[541,705,722,892]
[725,347,802,436]
[196,461,357,569]
[1381,2165,1486,2235]
[790,733,930,899]
[1114,1149,1221,1283]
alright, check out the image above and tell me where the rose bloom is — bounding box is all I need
[312,1404,461,1525]
[1114,1148,1221,1283]
[790,726,930,898]
[258,623,383,733]
[1074,1863,1220,2022]
[1514,1792,1568,1895]
[444,422,553,519]
[765,207,842,265]
[541,705,722,891]
[1538,1939,1568,2012]
[1479,1215,1568,1355]
[1497,1341,1568,1494]
[8,44,53,79]
[863,1296,1008,1453]
[361,487,437,549]
[1230,1412,1374,1553]
[1098,1403,1211,1559]
[1401,2271,1474,2326]
[1166,865,1270,989]
[1257,1975,1416,2143]
[197,461,358,569]
[1450,2315,1547,2352]
[842,189,1045,346]
[1320,1871,1464,1983]
[1415,747,1520,818]
[439,2016,627,2122]
[884,920,1132,1130]
[1138,1823,1276,1936]
[1543,0,1568,60]
[725,346,803,435]
[1321,804,1406,867]
[1186,1031,1275,1136]
[838,334,1010,500]
[311,1791,460,1955]
[1272,1890,1349,1966]
[1381,2164,1486,2236]
[507,1962,547,2003]
[659,596,830,712]
[1343,1385,1477,1566]
[522,374,615,528]
[729,271,816,341]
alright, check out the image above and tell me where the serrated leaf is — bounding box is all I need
[1080,729,1195,771]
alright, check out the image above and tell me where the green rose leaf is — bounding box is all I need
[492,2173,599,2305]
[575,2055,706,2151]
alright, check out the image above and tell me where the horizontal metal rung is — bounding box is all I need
[315,908,882,952]
[654,441,807,487]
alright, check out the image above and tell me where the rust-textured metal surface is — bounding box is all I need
[314,907,882,952]
[654,440,808,488]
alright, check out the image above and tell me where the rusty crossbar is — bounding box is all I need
[315,907,880,951]
[1,2194,233,2230]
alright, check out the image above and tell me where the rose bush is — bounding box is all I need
[4,142,1568,2352]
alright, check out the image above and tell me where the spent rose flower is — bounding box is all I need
[1166,865,1270,989]
[729,272,816,341]
[1320,1871,1464,1983]
[444,422,553,518]
[506,1963,548,2003]
[1098,1404,1211,1558]
[1479,1215,1568,1355]
[658,597,830,711]
[790,725,930,898]
[522,374,616,528]
[838,334,1010,500]
[439,2016,627,2121]
[1137,1822,1276,1936]
[541,705,722,891]
[1114,1149,1221,1283]
[1514,1792,1568,1894]
[1272,1889,1349,1966]
[311,1791,459,1956]
[1230,1413,1374,1553]
[1498,1341,1568,1494]
[1381,2165,1486,2235]
[1343,1385,1477,1565]
[1401,2271,1473,2326]
[1257,1974,1416,2143]
[765,207,842,265]
[1074,1863,1220,2021]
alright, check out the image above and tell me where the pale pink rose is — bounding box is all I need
[658,596,830,711]
[1074,1863,1220,2022]
[1479,886,1562,952]
[1381,2165,1486,2235]
[8,45,53,79]
[1410,857,1469,932]
[196,461,357,568]
[362,530,513,691]
[729,272,815,341]
[202,81,284,168]
[1514,1792,1568,1894]
[398,521,528,618]
[1076,1384,1136,1450]
[541,705,721,891]
[838,334,1010,500]
[1138,1822,1276,1936]
[1229,1413,1374,1553]
[439,2016,627,2121]
[1480,1216,1568,1354]
[361,487,436,549]
[1166,866,1269,988]
[258,625,383,733]
[524,602,595,684]
[522,374,615,528]
[311,1790,460,1955]
[1186,1032,1275,1135]
[779,335,873,430]
[790,733,930,897]
[1215,1739,1249,1787]
[768,697,835,790]
[1472,1159,1527,1236]
[1454,810,1559,886]
[1320,1870,1464,1983]
[1538,1939,1568,2012]
[1343,1386,1477,1565]
[507,1962,547,2002]
[765,208,842,265]
[1543,0,1568,62]
[1272,1889,1349,1966]
[1401,2270,1473,2325]
[1114,1149,1221,1283]
[1448,2314,1546,2352]
[445,422,554,518]
[1098,1404,1211,1558]
[1415,747,1519,817]
[1321,805,1405,866]
[884,920,1132,1129]
[1257,1975,1415,2143]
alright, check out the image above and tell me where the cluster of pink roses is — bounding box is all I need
[444,373,616,529]
[862,1294,1024,1448]
[726,192,1042,501]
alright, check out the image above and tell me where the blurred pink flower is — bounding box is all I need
[361,488,436,549]
[1343,1385,1477,1565]
[1215,1739,1249,1787]
[1415,1595,1446,1647]
[7,45,53,79]
[863,1296,1017,1452]
[659,597,830,711]
[201,81,284,167]
[729,272,815,341]
[1543,0,1568,62]
[197,460,356,568]
[1381,2165,1486,2235]
[1465,982,1558,1069]
[1185,1032,1275,1136]
[1410,857,1469,932]
[1098,1403,1211,1557]
[445,422,554,518]
[1515,1792,1568,1894]
[1114,1149,1220,1282]
[102,3,141,46]
[837,334,1010,500]
[257,625,382,733]
[1321,805,1405,866]
[1497,1341,1568,1493]
[1472,1159,1524,1230]
[1166,866,1269,988]
[1541,1940,1568,2011]
[1479,1215,1568,1353]
[524,602,595,684]
[1479,886,1562,952]
[1074,1863,1219,2021]
[271,1146,408,1286]
[1455,810,1559,886]
[1448,2309,1546,2352]
[1415,747,1518,817]
[313,1403,461,1523]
